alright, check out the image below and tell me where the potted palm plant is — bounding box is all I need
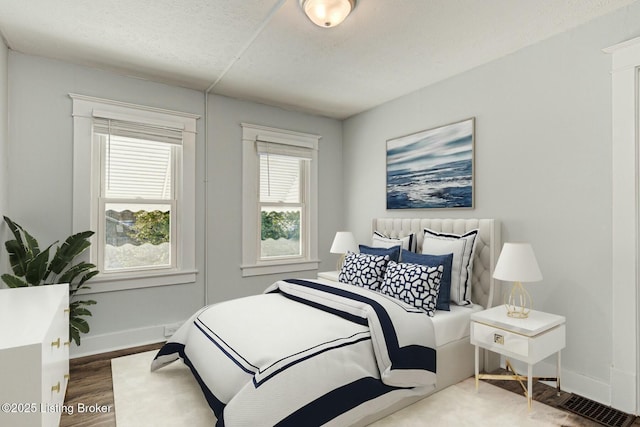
[1,216,98,345]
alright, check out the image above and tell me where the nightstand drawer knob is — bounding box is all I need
[51,338,61,348]
[51,382,60,393]
[494,333,504,345]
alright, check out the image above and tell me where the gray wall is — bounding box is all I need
[343,3,640,403]
[206,94,343,303]
[3,51,344,355]
[0,38,7,272]
[6,52,206,355]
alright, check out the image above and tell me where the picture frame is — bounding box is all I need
[386,117,475,209]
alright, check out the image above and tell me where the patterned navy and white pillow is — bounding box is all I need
[338,251,390,290]
[401,249,454,311]
[379,261,443,317]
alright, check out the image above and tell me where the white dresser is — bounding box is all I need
[0,284,70,427]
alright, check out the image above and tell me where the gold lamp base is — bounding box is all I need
[336,253,346,272]
[505,281,532,319]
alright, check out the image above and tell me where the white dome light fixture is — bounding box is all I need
[300,0,356,28]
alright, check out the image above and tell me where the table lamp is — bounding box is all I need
[330,231,357,271]
[493,242,543,319]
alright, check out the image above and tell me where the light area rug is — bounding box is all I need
[112,350,590,427]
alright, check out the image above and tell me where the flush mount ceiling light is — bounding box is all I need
[300,0,356,28]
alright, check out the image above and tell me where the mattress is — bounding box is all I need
[432,304,484,347]
[316,276,483,349]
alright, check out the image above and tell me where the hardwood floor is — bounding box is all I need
[60,344,638,426]
[60,343,163,427]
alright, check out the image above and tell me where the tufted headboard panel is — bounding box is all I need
[372,218,501,309]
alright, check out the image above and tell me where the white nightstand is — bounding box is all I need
[470,305,566,409]
[317,270,340,282]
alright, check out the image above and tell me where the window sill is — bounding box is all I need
[75,269,198,294]
[241,259,320,277]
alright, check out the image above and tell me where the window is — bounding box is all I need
[241,123,320,276]
[94,118,179,272]
[71,94,198,291]
[259,141,311,260]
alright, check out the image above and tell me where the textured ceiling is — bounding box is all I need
[0,0,636,119]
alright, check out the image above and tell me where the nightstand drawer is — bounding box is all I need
[471,321,565,364]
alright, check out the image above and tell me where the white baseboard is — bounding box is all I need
[611,367,637,414]
[559,364,611,408]
[69,324,176,359]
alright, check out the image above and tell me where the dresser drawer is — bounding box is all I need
[0,284,69,427]
[471,321,565,364]
[43,297,69,364]
[41,296,69,410]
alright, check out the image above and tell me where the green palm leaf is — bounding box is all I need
[5,239,28,277]
[49,231,94,275]
[1,274,29,288]
[4,216,41,258]
[70,317,90,334]
[25,246,52,286]
[2,216,97,346]
[59,262,96,284]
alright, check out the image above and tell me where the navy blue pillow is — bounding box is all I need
[401,250,454,311]
[359,244,401,263]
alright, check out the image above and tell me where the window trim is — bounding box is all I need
[241,123,320,277]
[70,93,199,293]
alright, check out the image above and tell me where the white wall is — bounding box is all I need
[343,2,640,407]
[6,52,207,356]
[206,94,343,303]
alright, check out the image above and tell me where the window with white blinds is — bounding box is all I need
[241,123,320,277]
[71,94,198,291]
[95,119,177,200]
[259,151,303,203]
[94,118,182,272]
[258,142,310,260]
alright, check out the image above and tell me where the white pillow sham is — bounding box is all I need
[422,228,478,306]
[372,231,417,253]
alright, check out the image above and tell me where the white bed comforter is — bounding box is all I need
[150,278,437,426]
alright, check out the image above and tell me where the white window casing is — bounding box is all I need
[605,36,640,415]
[70,94,199,293]
[241,123,320,277]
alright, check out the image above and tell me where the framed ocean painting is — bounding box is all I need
[386,118,474,209]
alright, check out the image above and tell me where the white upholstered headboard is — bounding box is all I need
[372,218,501,309]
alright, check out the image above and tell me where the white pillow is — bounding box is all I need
[422,228,478,306]
[372,231,417,252]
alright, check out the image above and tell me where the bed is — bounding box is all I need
[151,218,501,426]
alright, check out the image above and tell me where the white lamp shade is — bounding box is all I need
[301,0,355,28]
[330,231,357,254]
[493,243,543,283]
